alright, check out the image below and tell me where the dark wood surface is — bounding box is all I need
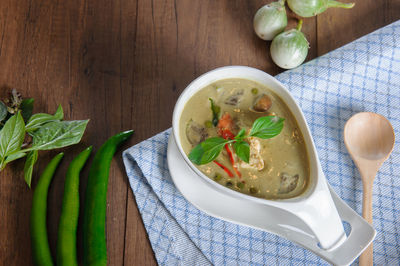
[0,0,399,265]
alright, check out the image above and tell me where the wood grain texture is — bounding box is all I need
[0,0,399,265]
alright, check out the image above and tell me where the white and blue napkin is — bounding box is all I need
[123,21,400,265]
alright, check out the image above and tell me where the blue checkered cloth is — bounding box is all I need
[123,21,400,265]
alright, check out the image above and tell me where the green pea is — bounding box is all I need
[250,187,258,194]
[214,173,222,181]
[251,88,258,95]
[204,120,213,128]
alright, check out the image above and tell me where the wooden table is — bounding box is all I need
[0,0,399,265]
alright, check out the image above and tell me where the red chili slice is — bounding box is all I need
[224,144,241,178]
[213,161,234,177]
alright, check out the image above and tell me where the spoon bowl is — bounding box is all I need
[344,112,395,161]
[344,112,395,266]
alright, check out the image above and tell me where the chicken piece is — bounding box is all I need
[278,173,299,194]
[240,137,264,171]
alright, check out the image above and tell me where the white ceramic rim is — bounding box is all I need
[172,65,320,206]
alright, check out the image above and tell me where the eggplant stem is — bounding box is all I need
[296,19,303,31]
[327,0,355,9]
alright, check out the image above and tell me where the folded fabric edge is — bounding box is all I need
[122,149,212,266]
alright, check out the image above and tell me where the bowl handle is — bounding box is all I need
[285,171,347,250]
[278,184,376,265]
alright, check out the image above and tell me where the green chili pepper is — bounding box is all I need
[83,130,134,266]
[31,153,64,266]
[56,147,92,266]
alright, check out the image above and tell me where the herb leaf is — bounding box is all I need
[24,150,38,187]
[20,98,34,122]
[189,137,229,165]
[233,141,250,163]
[0,101,7,122]
[5,151,27,164]
[27,120,89,151]
[0,112,25,169]
[209,98,221,127]
[25,104,64,132]
[235,128,246,141]
[249,116,284,139]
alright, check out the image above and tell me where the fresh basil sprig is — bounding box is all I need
[189,137,233,164]
[0,92,88,187]
[188,116,285,165]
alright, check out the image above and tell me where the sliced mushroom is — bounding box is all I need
[250,94,272,113]
[278,173,299,194]
[186,120,208,146]
[224,90,244,106]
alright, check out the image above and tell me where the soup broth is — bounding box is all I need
[179,78,309,199]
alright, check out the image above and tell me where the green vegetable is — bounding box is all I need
[237,182,245,189]
[189,115,284,165]
[24,150,38,187]
[57,147,92,266]
[26,105,64,132]
[209,98,221,126]
[270,19,309,69]
[253,0,287,41]
[31,152,64,266]
[20,98,35,122]
[83,130,134,266]
[204,120,213,128]
[250,187,258,194]
[28,120,89,151]
[0,101,7,123]
[0,112,25,170]
[214,173,222,181]
[188,137,230,165]
[233,141,250,163]
[0,90,89,187]
[235,128,246,140]
[288,0,354,18]
[249,116,285,139]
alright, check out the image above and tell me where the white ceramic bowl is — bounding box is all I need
[172,66,344,249]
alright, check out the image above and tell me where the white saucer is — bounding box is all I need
[167,133,376,266]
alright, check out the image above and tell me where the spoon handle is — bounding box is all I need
[359,179,374,266]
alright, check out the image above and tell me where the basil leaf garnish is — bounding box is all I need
[249,116,285,139]
[233,141,250,163]
[189,137,229,165]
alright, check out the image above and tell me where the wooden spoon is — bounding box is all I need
[344,112,395,266]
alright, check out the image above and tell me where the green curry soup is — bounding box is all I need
[179,78,310,199]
